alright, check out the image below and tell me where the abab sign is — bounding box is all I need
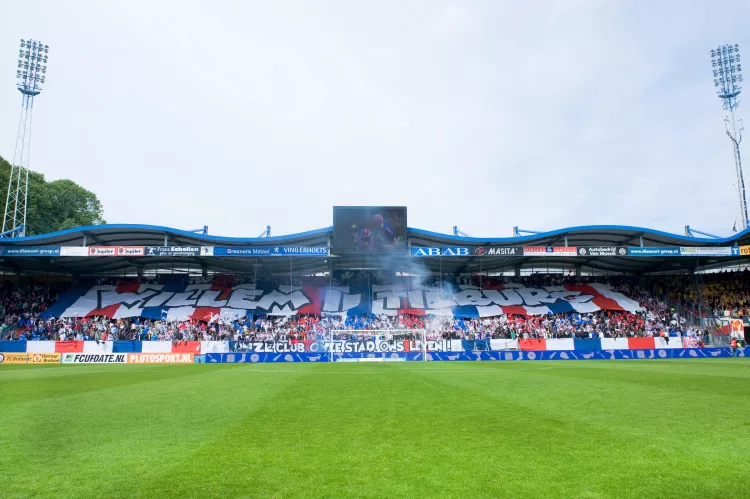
[411,247,470,257]
[411,246,522,257]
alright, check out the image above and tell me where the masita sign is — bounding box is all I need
[62,353,127,364]
[411,247,523,257]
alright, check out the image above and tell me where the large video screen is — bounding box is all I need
[333,206,407,254]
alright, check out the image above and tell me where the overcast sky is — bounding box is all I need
[1,0,749,238]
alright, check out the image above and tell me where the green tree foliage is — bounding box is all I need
[0,155,105,235]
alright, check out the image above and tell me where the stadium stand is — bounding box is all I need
[0,273,714,344]
[0,222,748,354]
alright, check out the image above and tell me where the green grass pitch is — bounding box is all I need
[1,360,749,498]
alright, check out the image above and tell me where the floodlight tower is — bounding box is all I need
[2,39,49,237]
[711,44,746,230]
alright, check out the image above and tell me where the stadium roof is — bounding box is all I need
[0,223,748,276]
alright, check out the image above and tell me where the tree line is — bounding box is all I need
[0,155,105,236]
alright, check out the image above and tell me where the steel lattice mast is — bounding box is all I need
[2,39,49,237]
[711,44,745,230]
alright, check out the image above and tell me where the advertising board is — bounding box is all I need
[127,353,194,364]
[0,353,28,364]
[61,353,128,364]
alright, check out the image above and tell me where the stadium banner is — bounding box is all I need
[740,245,750,256]
[86,246,147,257]
[0,246,61,257]
[201,340,231,353]
[29,352,61,364]
[628,247,681,256]
[0,340,28,352]
[6,341,742,357]
[61,353,128,364]
[0,352,29,364]
[140,342,173,354]
[601,338,631,350]
[55,341,84,353]
[116,246,146,257]
[679,247,739,257]
[523,246,577,257]
[207,352,328,363]
[113,340,142,353]
[410,247,523,257]
[82,341,114,354]
[39,282,643,319]
[26,340,57,353]
[230,339,450,353]
[472,247,523,257]
[205,348,747,363]
[145,246,201,257]
[519,339,546,350]
[211,246,329,257]
[574,338,602,350]
[653,337,682,349]
[545,338,575,350]
[576,247,628,257]
[628,337,655,349]
[60,247,89,257]
[411,247,471,257]
[127,353,194,364]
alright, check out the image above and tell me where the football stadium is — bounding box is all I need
[1,211,749,497]
[3,4,750,498]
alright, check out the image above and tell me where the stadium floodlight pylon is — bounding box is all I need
[711,44,746,230]
[2,39,49,238]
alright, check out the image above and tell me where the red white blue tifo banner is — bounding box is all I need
[40,282,641,320]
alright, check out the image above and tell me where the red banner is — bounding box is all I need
[627,337,655,350]
[519,339,547,351]
[171,341,201,353]
[55,341,84,353]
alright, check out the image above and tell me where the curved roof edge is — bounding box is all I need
[2,223,748,246]
[2,224,333,244]
[408,224,750,245]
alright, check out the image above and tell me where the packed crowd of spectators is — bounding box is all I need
[656,269,750,318]
[0,272,730,343]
